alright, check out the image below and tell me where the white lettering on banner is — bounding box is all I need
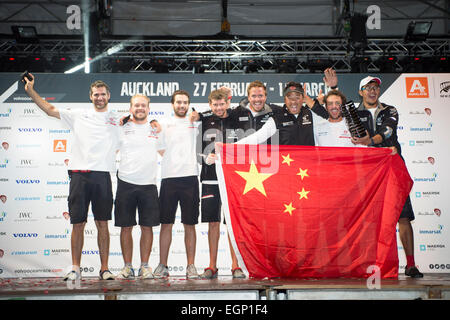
[280,82,326,97]
[209,82,251,97]
[120,82,180,97]
[409,80,427,94]
[193,82,208,97]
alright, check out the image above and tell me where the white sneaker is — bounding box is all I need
[99,269,115,280]
[153,263,169,278]
[186,264,200,279]
[63,269,81,281]
[118,265,135,279]
[138,266,154,279]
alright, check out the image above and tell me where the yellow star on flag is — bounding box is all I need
[296,168,309,180]
[235,160,274,197]
[281,154,294,166]
[297,188,310,200]
[283,202,296,216]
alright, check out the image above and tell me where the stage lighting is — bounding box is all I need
[399,56,424,73]
[436,56,449,72]
[26,56,47,72]
[111,58,133,73]
[350,56,371,73]
[305,58,333,73]
[11,26,39,43]
[276,58,298,73]
[187,59,210,74]
[50,56,74,73]
[1,56,27,72]
[377,56,397,73]
[241,59,261,73]
[150,58,173,73]
[421,56,449,73]
[404,21,432,42]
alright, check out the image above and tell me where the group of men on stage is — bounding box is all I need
[22,69,423,281]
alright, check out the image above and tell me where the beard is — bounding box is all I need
[174,108,187,117]
[94,102,108,110]
[328,108,342,120]
[132,110,148,121]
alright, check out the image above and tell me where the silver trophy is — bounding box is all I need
[341,101,367,138]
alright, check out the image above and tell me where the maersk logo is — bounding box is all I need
[16,179,40,184]
[420,244,445,251]
[415,191,439,198]
[46,194,68,202]
[409,140,433,146]
[44,248,70,256]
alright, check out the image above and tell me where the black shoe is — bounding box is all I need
[405,266,424,278]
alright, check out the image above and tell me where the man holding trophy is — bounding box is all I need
[351,76,423,278]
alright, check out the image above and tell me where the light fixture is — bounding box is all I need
[241,59,261,73]
[404,21,432,42]
[276,58,298,73]
[376,56,397,73]
[350,56,371,73]
[11,26,39,43]
[305,58,333,73]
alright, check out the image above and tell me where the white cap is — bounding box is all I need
[359,76,381,90]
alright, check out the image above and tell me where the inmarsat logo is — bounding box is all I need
[405,77,429,98]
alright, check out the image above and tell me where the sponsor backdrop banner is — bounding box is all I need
[0,73,448,278]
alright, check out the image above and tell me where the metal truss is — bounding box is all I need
[1,37,449,72]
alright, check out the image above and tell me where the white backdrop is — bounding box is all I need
[0,73,449,278]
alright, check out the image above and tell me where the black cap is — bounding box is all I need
[283,81,304,96]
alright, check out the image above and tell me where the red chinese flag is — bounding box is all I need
[216,144,413,279]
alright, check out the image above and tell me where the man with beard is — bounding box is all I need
[24,74,119,281]
[235,81,328,145]
[115,94,163,279]
[313,90,367,147]
[153,90,201,279]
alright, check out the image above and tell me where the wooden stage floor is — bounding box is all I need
[1,273,450,300]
